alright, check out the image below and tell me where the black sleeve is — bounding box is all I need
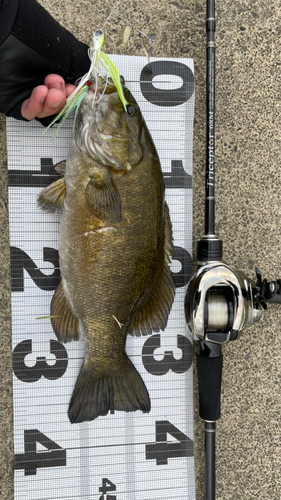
[0,0,90,125]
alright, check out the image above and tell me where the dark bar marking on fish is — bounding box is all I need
[163,160,192,189]
[140,61,195,107]
[13,339,68,383]
[146,420,194,465]
[14,430,66,476]
[10,246,60,292]
[8,158,60,187]
[142,334,193,376]
[171,246,192,287]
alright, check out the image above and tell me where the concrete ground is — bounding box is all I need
[0,0,280,498]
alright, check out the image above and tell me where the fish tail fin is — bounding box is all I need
[68,356,151,423]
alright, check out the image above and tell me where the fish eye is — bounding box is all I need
[126,104,136,116]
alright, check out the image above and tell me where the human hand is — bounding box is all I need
[21,74,76,121]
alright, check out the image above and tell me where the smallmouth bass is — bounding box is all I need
[38,79,175,423]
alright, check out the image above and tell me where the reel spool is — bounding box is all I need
[185,260,263,344]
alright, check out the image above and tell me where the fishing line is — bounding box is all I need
[101,0,119,31]
[101,0,151,41]
[116,13,150,41]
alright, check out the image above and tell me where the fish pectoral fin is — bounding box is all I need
[85,171,121,223]
[51,279,79,343]
[54,160,66,175]
[37,177,66,212]
[129,201,175,336]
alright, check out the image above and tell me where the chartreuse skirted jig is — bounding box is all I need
[44,29,128,138]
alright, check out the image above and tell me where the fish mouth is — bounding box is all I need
[89,89,101,100]
[88,85,101,101]
[76,88,129,170]
[88,76,117,103]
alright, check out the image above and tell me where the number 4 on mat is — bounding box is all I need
[146,421,194,465]
[14,430,66,475]
[99,478,117,500]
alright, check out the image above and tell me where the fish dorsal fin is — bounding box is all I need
[86,169,121,223]
[51,279,79,343]
[37,160,66,212]
[129,202,175,336]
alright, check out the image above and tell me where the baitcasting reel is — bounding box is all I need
[185,236,281,344]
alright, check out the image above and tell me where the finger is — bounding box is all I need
[21,85,48,120]
[65,83,77,98]
[37,88,66,118]
[40,84,77,117]
[39,75,71,118]
[45,76,76,100]
[44,74,67,107]
[44,74,66,94]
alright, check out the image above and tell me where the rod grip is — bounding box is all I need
[197,354,223,421]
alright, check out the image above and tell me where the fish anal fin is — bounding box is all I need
[68,355,150,423]
[85,170,121,223]
[37,177,66,212]
[129,201,175,336]
[51,279,79,343]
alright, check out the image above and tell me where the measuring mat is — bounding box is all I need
[7,55,196,500]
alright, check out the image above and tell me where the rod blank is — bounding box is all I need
[205,0,216,236]
[204,421,216,500]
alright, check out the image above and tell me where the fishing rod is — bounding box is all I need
[185,0,281,499]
